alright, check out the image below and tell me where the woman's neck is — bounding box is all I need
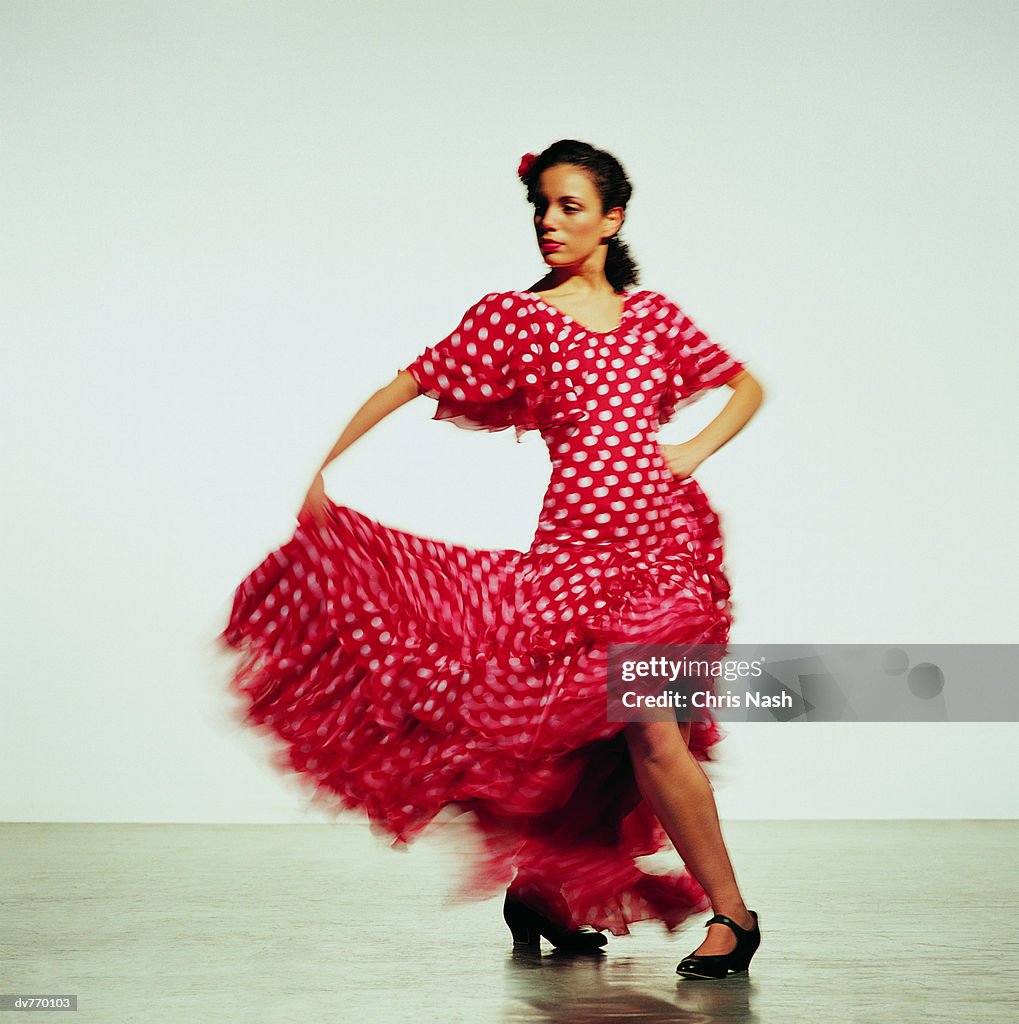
[535,266,616,296]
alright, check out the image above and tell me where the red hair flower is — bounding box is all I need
[517,152,537,182]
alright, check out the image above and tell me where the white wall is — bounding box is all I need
[2,1,1015,822]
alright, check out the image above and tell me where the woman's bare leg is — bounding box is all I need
[626,719,755,955]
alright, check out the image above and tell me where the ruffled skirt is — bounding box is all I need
[218,488,734,936]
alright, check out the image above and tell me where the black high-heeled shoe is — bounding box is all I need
[503,893,608,952]
[676,911,761,979]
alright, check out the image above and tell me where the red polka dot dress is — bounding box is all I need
[219,289,746,936]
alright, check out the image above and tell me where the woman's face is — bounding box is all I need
[533,164,623,269]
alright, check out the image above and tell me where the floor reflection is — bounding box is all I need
[503,946,758,1023]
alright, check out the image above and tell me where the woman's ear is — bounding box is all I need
[603,205,624,241]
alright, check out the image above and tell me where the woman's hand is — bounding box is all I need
[659,440,709,479]
[299,472,329,525]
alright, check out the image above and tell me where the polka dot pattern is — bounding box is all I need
[219,289,746,937]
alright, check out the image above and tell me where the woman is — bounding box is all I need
[220,139,765,980]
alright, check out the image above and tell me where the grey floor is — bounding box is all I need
[2,820,1017,1023]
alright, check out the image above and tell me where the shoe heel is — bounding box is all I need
[729,911,761,973]
[503,894,541,947]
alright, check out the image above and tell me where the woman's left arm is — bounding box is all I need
[661,370,765,478]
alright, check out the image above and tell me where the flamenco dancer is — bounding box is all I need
[219,139,765,980]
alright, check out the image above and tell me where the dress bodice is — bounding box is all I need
[532,306,678,549]
[401,288,746,552]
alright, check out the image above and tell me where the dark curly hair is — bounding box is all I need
[520,139,639,291]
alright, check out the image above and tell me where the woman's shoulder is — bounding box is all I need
[439,292,542,355]
[453,290,540,327]
[628,288,675,310]
[627,289,683,334]
[463,289,536,311]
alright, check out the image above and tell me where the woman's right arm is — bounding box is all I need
[299,370,421,522]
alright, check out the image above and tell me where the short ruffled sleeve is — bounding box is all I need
[656,297,746,426]
[400,292,563,443]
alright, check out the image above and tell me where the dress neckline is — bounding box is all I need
[520,290,634,336]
